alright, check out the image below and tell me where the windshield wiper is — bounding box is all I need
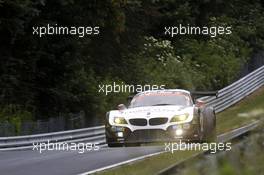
[151,104,175,106]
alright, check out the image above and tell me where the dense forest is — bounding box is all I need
[0,0,263,125]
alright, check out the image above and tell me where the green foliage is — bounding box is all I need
[0,0,263,123]
[0,104,33,134]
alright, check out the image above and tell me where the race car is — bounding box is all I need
[105,89,217,147]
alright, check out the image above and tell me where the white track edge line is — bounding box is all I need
[78,150,166,175]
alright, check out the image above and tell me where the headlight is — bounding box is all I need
[114,117,127,124]
[170,114,189,122]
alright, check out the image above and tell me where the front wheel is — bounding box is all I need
[107,143,124,147]
[106,137,124,147]
[124,142,141,147]
[206,127,216,142]
[199,107,216,143]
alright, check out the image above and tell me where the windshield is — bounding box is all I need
[129,91,192,108]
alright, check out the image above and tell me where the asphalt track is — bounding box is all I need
[0,121,259,175]
[0,146,163,175]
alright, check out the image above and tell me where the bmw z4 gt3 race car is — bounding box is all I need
[105,89,217,147]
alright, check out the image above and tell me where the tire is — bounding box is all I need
[199,107,216,143]
[124,142,141,147]
[208,126,216,142]
[107,143,124,147]
[106,137,124,147]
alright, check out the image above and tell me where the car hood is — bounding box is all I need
[110,105,193,119]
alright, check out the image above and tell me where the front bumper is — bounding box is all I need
[105,123,200,144]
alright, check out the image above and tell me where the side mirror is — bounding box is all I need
[127,95,135,106]
[127,95,134,101]
[117,104,127,110]
[195,99,205,107]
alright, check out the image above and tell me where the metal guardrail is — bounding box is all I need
[0,66,264,150]
[201,65,264,113]
[0,126,105,150]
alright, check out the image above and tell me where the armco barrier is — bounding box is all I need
[200,65,264,113]
[0,66,264,150]
[0,125,105,149]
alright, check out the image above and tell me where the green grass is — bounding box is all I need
[97,150,201,175]
[97,87,264,175]
[179,121,264,175]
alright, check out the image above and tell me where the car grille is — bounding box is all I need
[129,119,147,126]
[149,118,168,125]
